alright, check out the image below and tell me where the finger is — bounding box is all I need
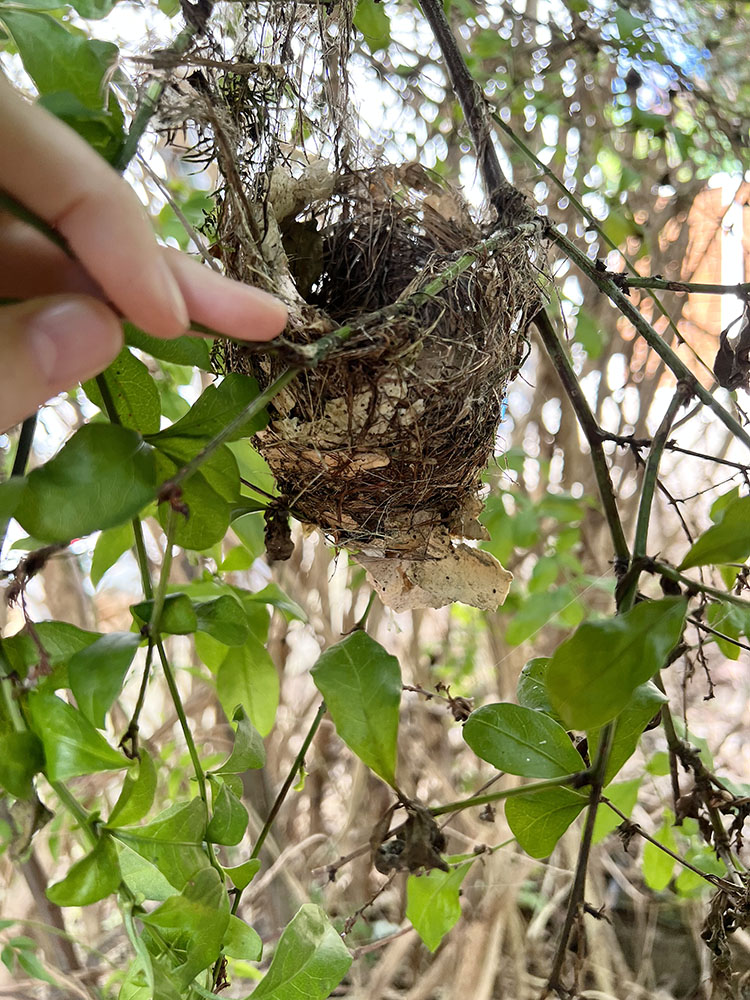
[0,296,123,432]
[0,216,100,299]
[0,76,189,338]
[166,250,288,341]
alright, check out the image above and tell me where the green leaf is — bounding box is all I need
[47,835,121,906]
[706,601,750,660]
[405,862,471,952]
[545,598,687,729]
[250,903,351,1000]
[125,325,212,371]
[68,632,141,729]
[574,309,606,360]
[593,779,641,844]
[131,593,198,635]
[91,522,134,588]
[28,694,127,781]
[16,425,156,543]
[224,858,260,890]
[195,596,250,645]
[223,915,262,961]
[216,640,279,738]
[153,450,236,551]
[0,732,44,799]
[2,620,100,686]
[108,751,158,827]
[83,349,160,434]
[505,589,571,645]
[116,842,178,902]
[642,811,677,891]
[141,868,230,988]
[505,786,588,858]
[588,682,666,784]
[246,582,307,622]
[516,657,562,722]
[215,706,265,773]
[113,798,209,891]
[679,496,750,569]
[353,0,391,53]
[0,477,27,523]
[312,632,401,787]
[463,703,585,778]
[207,779,248,846]
[0,10,118,108]
[147,374,267,448]
[69,0,122,18]
[37,90,124,163]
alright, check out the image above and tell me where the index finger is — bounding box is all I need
[0,75,189,338]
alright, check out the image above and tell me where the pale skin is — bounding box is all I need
[0,75,288,433]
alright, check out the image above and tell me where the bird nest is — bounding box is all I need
[219,166,543,611]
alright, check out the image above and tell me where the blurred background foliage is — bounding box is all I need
[2,0,750,997]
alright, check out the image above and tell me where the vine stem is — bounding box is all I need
[601,798,735,891]
[618,381,692,609]
[550,227,750,453]
[429,773,586,817]
[418,0,517,214]
[534,310,629,570]
[249,701,327,864]
[649,560,750,610]
[633,385,689,566]
[489,112,713,379]
[546,723,615,997]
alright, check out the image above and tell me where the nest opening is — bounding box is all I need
[222,166,543,610]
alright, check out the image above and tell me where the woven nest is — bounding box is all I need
[220,166,543,611]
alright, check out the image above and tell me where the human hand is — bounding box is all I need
[0,75,288,433]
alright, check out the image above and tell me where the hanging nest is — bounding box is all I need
[218,164,543,611]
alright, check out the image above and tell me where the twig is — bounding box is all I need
[627,276,750,295]
[550,227,750,453]
[114,2,217,172]
[618,382,692,609]
[429,773,587,818]
[418,0,519,216]
[689,616,750,653]
[601,798,736,891]
[650,561,750,610]
[0,414,37,554]
[249,702,327,862]
[534,310,629,571]
[546,724,614,996]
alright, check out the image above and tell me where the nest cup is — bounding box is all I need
[223,167,542,611]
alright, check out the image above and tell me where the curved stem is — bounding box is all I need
[249,700,327,864]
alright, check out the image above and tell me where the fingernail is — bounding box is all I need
[156,258,190,335]
[28,299,123,385]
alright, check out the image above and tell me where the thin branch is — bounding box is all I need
[418,0,519,216]
[429,773,587,818]
[0,415,37,553]
[546,724,614,996]
[249,700,327,864]
[490,112,713,380]
[650,560,750,610]
[601,798,735,891]
[627,276,750,295]
[550,226,750,453]
[534,310,629,570]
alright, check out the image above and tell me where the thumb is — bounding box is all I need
[0,296,123,433]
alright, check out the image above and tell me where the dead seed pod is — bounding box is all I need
[220,165,544,612]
